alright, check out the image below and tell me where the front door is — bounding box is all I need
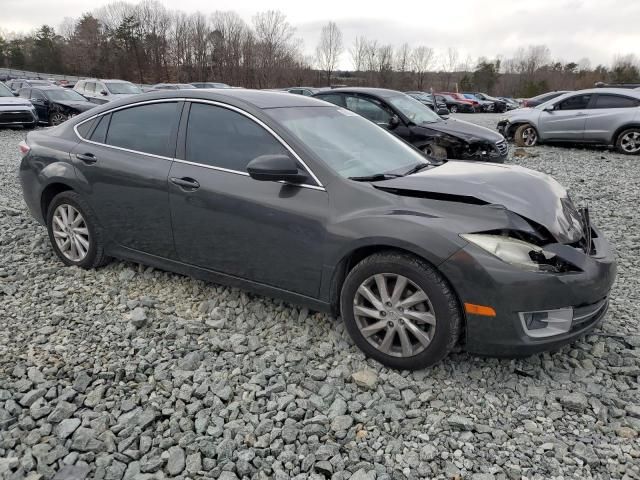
[71,101,181,258]
[168,101,328,297]
[538,93,591,141]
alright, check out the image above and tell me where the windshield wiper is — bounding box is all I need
[401,162,432,176]
[348,173,402,182]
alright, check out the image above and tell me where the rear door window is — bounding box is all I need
[315,94,346,107]
[345,95,393,124]
[18,88,31,99]
[89,115,110,143]
[593,94,640,109]
[105,102,178,157]
[85,82,96,94]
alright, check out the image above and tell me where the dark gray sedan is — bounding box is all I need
[19,89,616,369]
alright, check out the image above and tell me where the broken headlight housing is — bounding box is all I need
[461,234,567,272]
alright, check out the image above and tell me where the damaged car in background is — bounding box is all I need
[18,86,96,126]
[19,89,615,369]
[313,87,508,162]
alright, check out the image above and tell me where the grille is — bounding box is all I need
[495,139,508,156]
[571,298,608,332]
[0,110,34,124]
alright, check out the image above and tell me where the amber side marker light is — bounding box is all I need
[464,303,497,317]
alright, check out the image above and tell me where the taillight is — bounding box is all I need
[19,141,30,157]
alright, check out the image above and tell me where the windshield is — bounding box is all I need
[267,106,432,179]
[46,89,87,102]
[105,82,142,95]
[0,83,13,97]
[387,95,441,124]
[177,84,197,89]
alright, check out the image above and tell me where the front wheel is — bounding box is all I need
[514,124,538,147]
[46,191,110,269]
[615,128,640,155]
[449,105,458,113]
[340,252,462,370]
[49,112,69,126]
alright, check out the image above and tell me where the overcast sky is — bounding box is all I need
[2,0,639,69]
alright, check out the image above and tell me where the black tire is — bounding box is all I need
[46,191,110,269]
[514,123,538,147]
[449,105,458,113]
[340,251,462,370]
[615,128,640,155]
[49,112,69,127]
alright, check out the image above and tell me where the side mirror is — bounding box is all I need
[100,90,108,96]
[437,107,450,116]
[543,105,555,112]
[388,115,400,129]
[246,154,307,183]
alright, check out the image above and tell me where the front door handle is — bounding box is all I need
[170,177,200,190]
[76,153,97,164]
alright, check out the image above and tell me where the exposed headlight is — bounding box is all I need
[498,117,509,123]
[461,234,556,272]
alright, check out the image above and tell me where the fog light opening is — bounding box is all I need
[519,308,573,338]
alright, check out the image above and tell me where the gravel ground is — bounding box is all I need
[1,116,639,480]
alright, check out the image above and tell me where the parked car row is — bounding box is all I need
[498,88,640,154]
[18,88,616,369]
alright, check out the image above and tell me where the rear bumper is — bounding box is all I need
[439,227,616,357]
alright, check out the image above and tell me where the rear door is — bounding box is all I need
[584,93,640,142]
[71,100,182,258]
[168,101,328,297]
[538,93,591,141]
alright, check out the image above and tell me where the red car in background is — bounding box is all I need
[439,92,478,111]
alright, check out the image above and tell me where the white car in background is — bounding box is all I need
[497,88,640,154]
[74,79,143,105]
[0,82,38,129]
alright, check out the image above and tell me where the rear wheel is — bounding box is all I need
[340,252,462,370]
[514,124,538,147]
[615,128,640,155]
[46,191,110,269]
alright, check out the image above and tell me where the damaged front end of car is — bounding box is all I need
[434,133,508,163]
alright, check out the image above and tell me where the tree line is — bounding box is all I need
[1,1,639,97]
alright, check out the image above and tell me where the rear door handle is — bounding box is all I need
[170,177,200,190]
[76,153,97,164]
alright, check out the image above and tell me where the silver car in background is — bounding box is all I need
[497,88,640,154]
[0,82,38,129]
[74,79,143,104]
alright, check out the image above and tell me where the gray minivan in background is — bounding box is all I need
[74,79,142,104]
[497,88,640,154]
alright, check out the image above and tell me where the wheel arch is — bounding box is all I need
[328,244,465,329]
[41,182,74,220]
[611,123,640,145]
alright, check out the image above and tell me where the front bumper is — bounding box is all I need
[497,120,509,138]
[0,108,37,126]
[439,227,616,357]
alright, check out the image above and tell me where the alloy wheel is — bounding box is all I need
[620,131,640,154]
[522,127,537,146]
[52,204,90,262]
[450,105,457,113]
[353,273,436,358]
[50,113,68,126]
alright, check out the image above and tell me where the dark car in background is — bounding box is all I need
[435,94,475,113]
[313,87,507,162]
[18,89,616,369]
[522,91,570,108]
[191,82,232,89]
[462,93,493,112]
[6,79,54,94]
[0,82,38,128]
[405,92,450,116]
[498,97,521,110]
[465,92,508,113]
[18,86,95,126]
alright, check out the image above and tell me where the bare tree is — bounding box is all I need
[410,45,434,90]
[349,36,367,72]
[252,10,295,87]
[376,44,394,86]
[395,42,410,72]
[442,47,459,90]
[315,21,343,86]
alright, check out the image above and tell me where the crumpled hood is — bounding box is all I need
[375,161,585,243]
[54,100,96,112]
[0,97,33,108]
[423,118,504,143]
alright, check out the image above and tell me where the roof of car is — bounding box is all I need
[574,87,640,97]
[85,88,332,111]
[315,87,404,98]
